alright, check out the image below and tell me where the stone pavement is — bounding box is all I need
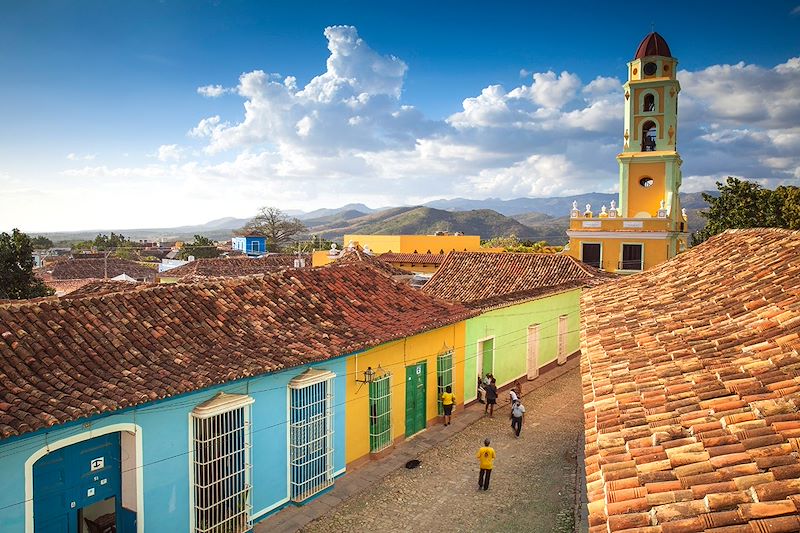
[254,356,584,533]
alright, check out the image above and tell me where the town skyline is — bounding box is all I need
[2,1,799,232]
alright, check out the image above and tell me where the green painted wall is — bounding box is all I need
[464,289,582,402]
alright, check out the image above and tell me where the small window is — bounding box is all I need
[436,351,454,416]
[643,62,657,76]
[621,244,644,271]
[191,393,254,533]
[639,177,654,188]
[369,374,392,452]
[581,243,601,269]
[644,93,655,112]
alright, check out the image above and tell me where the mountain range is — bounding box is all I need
[35,193,714,245]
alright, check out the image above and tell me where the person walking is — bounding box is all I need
[441,385,455,426]
[476,438,496,491]
[510,399,526,438]
[484,377,498,417]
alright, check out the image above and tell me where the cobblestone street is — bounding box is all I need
[301,367,584,533]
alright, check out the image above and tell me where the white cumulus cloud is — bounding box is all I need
[197,84,230,98]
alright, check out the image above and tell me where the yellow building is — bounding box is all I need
[344,323,466,466]
[313,233,484,267]
[566,32,689,273]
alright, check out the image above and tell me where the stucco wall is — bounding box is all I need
[463,290,582,402]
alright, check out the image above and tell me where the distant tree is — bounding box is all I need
[30,236,54,249]
[73,232,134,251]
[243,207,307,252]
[692,178,800,245]
[179,235,221,260]
[481,234,558,253]
[0,229,55,300]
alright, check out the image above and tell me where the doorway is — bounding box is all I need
[476,337,495,382]
[405,361,427,437]
[526,325,540,380]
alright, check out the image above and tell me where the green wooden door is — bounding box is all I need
[405,362,427,436]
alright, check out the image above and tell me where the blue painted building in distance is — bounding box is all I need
[0,264,470,532]
[231,235,267,256]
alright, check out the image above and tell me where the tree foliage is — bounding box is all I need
[692,178,800,245]
[242,207,307,252]
[481,234,561,253]
[30,236,54,249]
[178,235,221,260]
[0,229,55,300]
[74,232,134,251]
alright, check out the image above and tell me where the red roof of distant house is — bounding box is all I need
[328,247,410,277]
[422,252,614,309]
[379,252,447,266]
[581,229,800,532]
[0,264,474,439]
[634,31,672,59]
[162,254,306,278]
[47,258,156,281]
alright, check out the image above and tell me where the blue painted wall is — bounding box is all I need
[0,357,347,532]
[231,236,267,255]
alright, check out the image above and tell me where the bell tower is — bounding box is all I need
[565,32,689,273]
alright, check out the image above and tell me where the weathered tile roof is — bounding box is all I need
[0,264,474,439]
[47,258,156,281]
[422,251,614,309]
[328,247,410,277]
[62,280,153,299]
[379,252,447,266]
[162,254,306,278]
[581,229,800,532]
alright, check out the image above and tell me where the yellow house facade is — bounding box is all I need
[344,322,466,465]
[566,32,689,273]
[313,233,484,267]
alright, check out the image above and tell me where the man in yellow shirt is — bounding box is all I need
[441,385,455,426]
[476,438,496,491]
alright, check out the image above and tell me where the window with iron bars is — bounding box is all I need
[289,370,335,502]
[369,374,392,453]
[191,393,253,533]
[437,351,454,416]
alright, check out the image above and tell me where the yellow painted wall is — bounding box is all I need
[625,161,667,217]
[312,250,334,267]
[345,234,482,254]
[567,235,672,273]
[388,262,439,274]
[344,322,466,464]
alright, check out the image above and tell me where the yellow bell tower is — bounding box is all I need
[566,32,689,273]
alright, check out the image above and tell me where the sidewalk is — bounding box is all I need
[254,356,581,532]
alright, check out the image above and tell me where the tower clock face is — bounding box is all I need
[643,62,657,76]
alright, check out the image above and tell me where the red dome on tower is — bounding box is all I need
[634,32,672,59]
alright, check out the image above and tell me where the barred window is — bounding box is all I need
[436,351,453,416]
[557,315,568,364]
[289,369,335,502]
[191,392,254,533]
[369,374,392,452]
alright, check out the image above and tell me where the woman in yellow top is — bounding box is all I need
[441,385,455,426]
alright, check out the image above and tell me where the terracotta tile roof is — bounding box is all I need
[161,254,307,278]
[47,258,156,281]
[422,252,614,309]
[379,252,447,266]
[62,280,154,299]
[580,229,800,532]
[0,264,474,439]
[328,247,410,277]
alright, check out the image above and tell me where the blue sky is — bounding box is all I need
[1,1,799,231]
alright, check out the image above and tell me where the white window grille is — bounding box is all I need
[558,315,569,364]
[191,392,254,533]
[369,374,392,453]
[289,369,335,502]
[436,351,454,416]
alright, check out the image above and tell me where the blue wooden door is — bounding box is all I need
[33,433,122,532]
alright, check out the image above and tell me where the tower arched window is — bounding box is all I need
[644,93,655,112]
[641,121,657,151]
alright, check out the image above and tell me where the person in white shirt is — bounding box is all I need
[510,400,526,437]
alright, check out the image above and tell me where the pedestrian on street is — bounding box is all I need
[510,399,526,438]
[441,385,455,426]
[476,438,495,491]
[485,378,498,417]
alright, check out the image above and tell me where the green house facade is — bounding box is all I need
[421,252,614,401]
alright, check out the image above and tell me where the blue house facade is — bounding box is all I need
[0,359,347,532]
[231,235,267,257]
